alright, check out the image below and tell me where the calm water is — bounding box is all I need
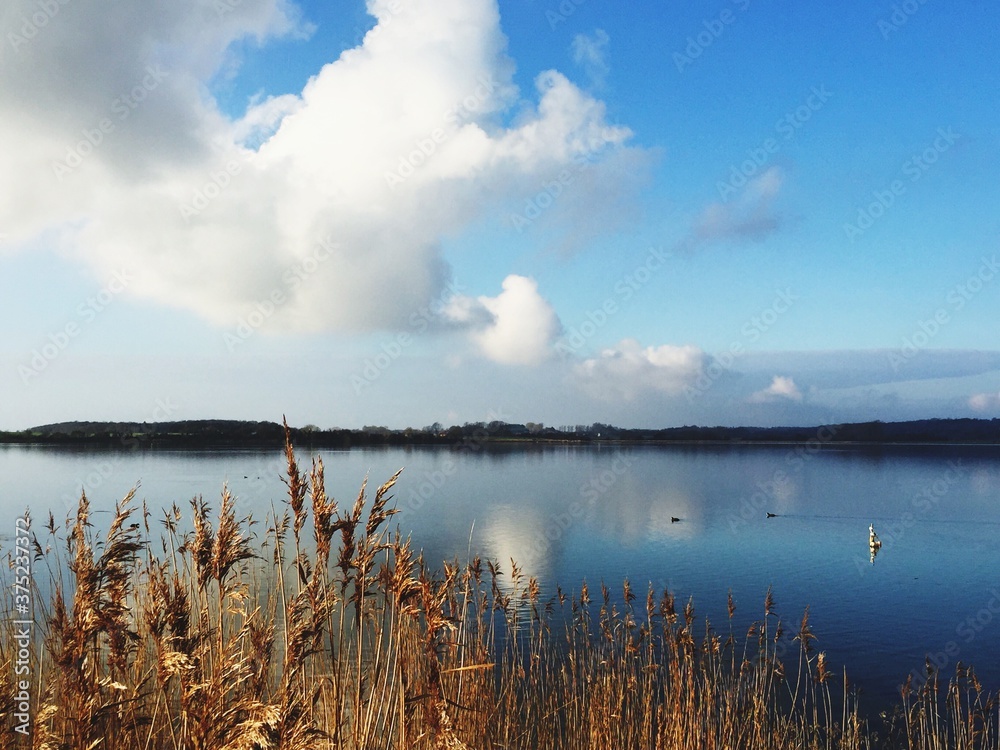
[2,442,999,713]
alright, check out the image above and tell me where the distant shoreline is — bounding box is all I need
[2,417,998,451]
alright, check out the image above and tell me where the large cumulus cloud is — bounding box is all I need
[1,0,648,333]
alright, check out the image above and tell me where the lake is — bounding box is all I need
[2,441,999,715]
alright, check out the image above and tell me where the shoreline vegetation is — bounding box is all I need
[2,426,998,748]
[2,417,999,451]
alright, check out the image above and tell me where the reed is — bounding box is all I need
[1,428,997,749]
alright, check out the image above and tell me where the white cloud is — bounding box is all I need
[969,391,1000,412]
[571,29,610,87]
[446,275,560,365]
[0,0,649,333]
[233,93,304,149]
[574,339,705,400]
[750,375,804,403]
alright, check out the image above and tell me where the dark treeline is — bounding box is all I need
[2,417,999,448]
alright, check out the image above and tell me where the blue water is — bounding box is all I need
[2,441,998,713]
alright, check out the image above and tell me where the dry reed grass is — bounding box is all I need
[0,424,997,749]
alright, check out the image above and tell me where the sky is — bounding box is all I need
[1,0,998,431]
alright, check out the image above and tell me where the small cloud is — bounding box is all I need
[571,29,611,88]
[575,338,705,400]
[690,167,784,246]
[446,275,561,366]
[750,375,803,403]
[969,391,1000,412]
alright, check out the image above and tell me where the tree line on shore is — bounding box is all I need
[1,416,998,448]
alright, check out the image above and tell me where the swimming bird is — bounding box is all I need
[766,512,777,518]
[670,516,680,523]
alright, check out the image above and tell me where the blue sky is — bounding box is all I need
[1,0,998,430]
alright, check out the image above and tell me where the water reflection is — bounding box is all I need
[480,502,556,589]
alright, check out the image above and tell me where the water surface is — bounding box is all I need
[2,441,998,713]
